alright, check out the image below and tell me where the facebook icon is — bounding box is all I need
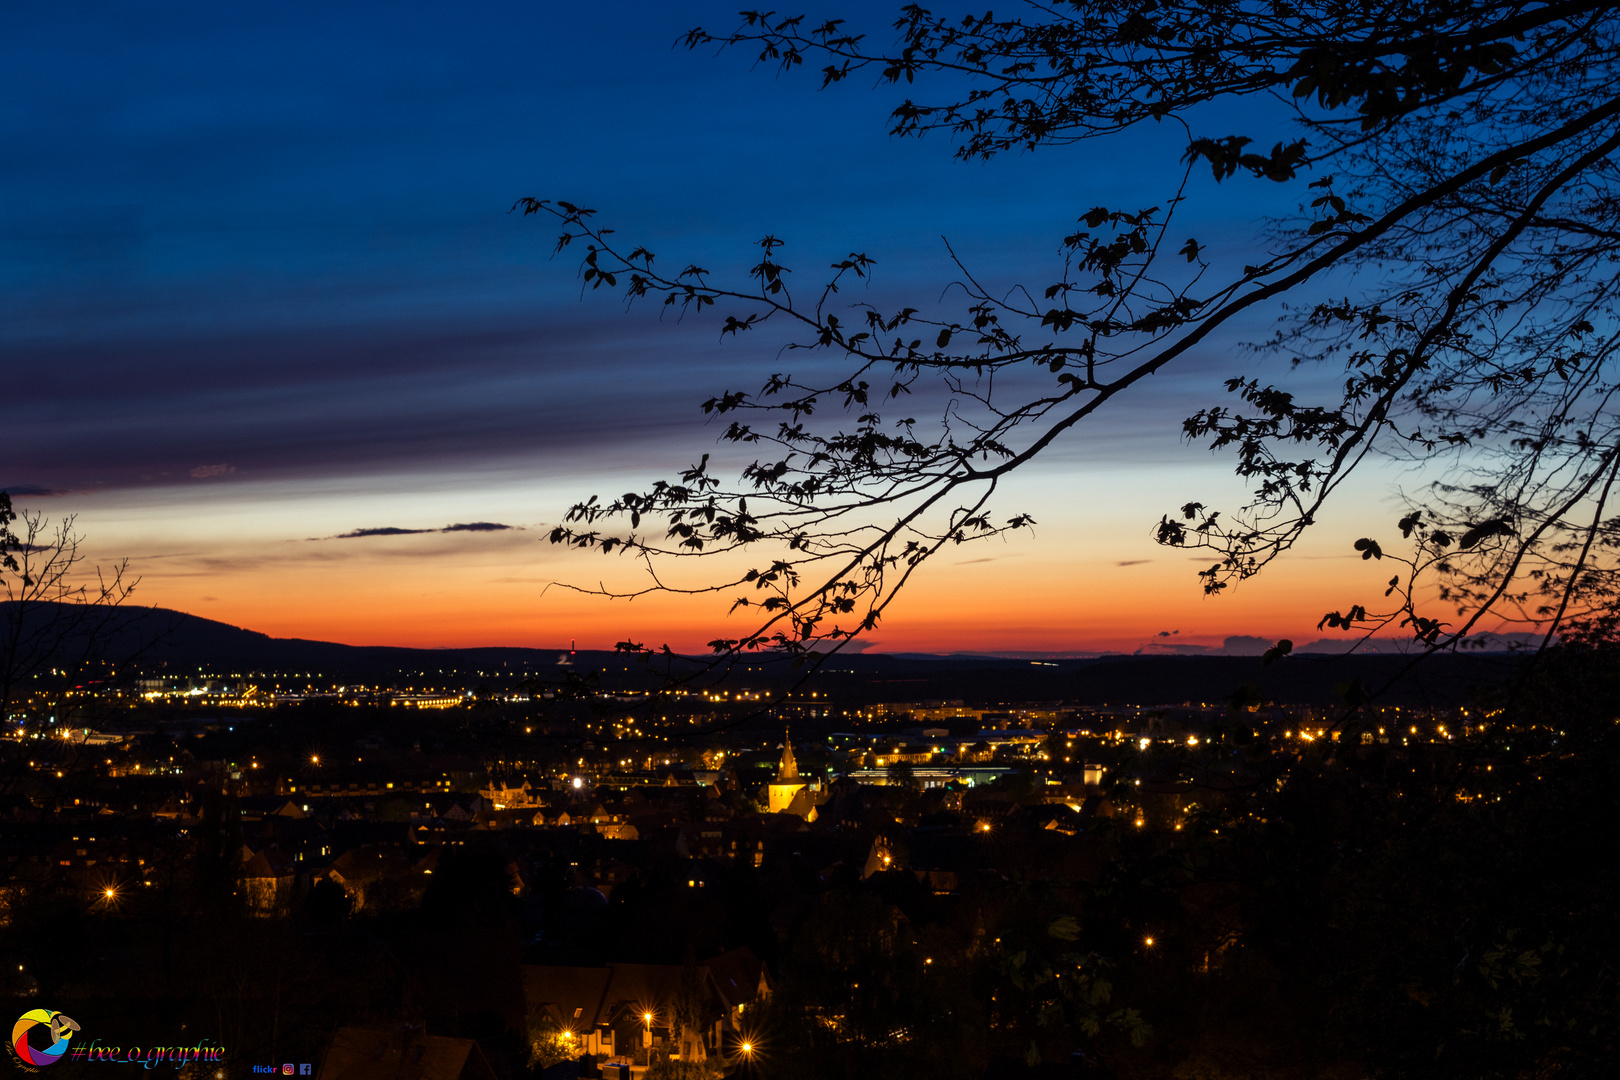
[300,1067,313,1076]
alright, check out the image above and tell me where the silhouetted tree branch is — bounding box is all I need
[525,2,1620,666]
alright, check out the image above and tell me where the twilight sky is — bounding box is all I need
[3,1,1423,653]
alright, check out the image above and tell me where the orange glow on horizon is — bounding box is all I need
[57,458,1453,655]
[116,530,1398,655]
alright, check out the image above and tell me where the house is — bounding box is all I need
[863,837,897,879]
[476,782,537,809]
[522,966,613,1054]
[471,807,537,830]
[240,845,295,916]
[323,845,426,912]
[521,948,770,1068]
[1028,803,1085,836]
[703,947,769,1016]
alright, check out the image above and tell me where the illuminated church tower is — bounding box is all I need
[778,731,799,782]
[767,729,808,813]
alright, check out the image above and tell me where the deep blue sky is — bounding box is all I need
[1,1,1381,651]
[4,0,1290,492]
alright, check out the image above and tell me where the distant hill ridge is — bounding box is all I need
[0,601,584,675]
[1,602,1527,706]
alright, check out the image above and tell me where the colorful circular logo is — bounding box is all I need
[11,1010,78,1067]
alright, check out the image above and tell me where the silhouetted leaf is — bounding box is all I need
[1354,537,1383,560]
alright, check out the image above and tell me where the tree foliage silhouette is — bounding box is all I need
[528,3,1620,661]
[0,495,138,895]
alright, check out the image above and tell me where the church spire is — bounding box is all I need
[777,727,799,782]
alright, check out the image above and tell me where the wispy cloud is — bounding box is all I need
[442,522,512,533]
[335,524,430,537]
[329,522,519,540]
[336,526,433,538]
[1,484,68,497]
